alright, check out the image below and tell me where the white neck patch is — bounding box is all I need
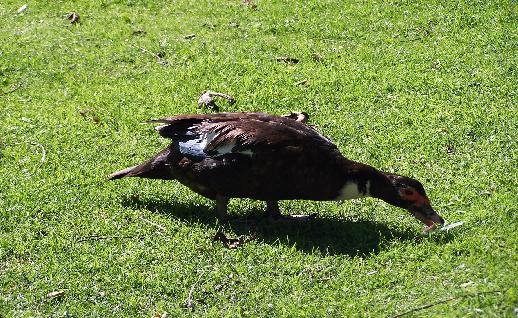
[336,181,370,200]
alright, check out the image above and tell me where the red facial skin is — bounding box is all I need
[399,188,443,228]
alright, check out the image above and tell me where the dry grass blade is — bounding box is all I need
[139,216,166,232]
[76,235,144,243]
[392,290,503,317]
[30,142,46,163]
[184,271,206,310]
[139,47,169,66]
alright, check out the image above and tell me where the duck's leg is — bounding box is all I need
[266,201,281,219]
[265,201,316,221]
[215,195,230,221]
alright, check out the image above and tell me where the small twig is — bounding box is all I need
[391,290,503,318]
[184,271,206,310]
[139,47,168,66]
[139,216,166,232]
[31,142,46,163]
[206,91,236,104]
[76,235,143,243]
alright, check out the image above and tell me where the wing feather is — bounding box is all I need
[149,112,336,158]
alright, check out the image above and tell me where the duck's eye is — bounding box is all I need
[404,189,414,196]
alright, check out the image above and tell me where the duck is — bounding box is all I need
[109,112,445,229]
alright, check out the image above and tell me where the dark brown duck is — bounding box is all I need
[109,112,445,228]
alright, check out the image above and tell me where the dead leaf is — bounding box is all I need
[212,230,255,249]
[468,81,482,88]
[282,111,309,123]
[156,51,166,59]
[311,53,323,62]
[78,109,90,118]
[0,83,22,95]
[243,0,258,9]
[294,79,308,86]
[198,91,236,111]
[132,29,147,36]
[67,12,80,24]
[46,290,65,299]
[202,23,217,29]
[446,145,455,155]
[276,56,299,64]
[78,109,101,124]
[460,281,474,288]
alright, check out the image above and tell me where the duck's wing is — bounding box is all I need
[149,112,337,159]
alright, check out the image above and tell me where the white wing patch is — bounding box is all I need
[213,140,236,155]
[336,181,370,200]
[199,131,217,149]
[177,130,217,158]
[177,128,253,157]
[212,140,254,157]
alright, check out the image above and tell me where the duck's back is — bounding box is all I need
[149,112,351,200]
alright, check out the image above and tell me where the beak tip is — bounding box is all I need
[413,206,445,226]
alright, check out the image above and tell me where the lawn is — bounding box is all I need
[0,0,516,317]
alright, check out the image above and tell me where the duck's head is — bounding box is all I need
[384,174,445,229]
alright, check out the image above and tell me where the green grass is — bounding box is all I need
[1,0,516,316]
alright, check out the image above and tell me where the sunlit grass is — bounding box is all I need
[0,0,516,316]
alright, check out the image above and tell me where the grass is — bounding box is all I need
[0,0,516,316]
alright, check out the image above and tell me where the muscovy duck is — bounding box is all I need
[109,112,444,228]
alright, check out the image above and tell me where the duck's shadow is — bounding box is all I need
[124,197,431,256]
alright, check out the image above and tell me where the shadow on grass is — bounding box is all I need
[123,197,421,256]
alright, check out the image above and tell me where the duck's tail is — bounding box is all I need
[108,149,174,180]
[108,164,141,180]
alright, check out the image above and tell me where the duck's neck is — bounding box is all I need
[335,162,395,202]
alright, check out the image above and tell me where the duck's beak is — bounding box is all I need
[411,204,445,229]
